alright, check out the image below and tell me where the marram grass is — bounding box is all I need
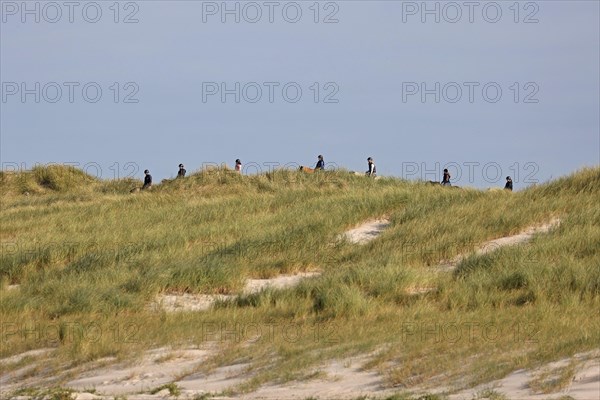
[1,165,599,392]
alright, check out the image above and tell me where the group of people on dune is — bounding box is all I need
[304,155,377,177]
[434,169,512,190]
[304,156,512,190]
[139,156,513,191]
[141,159,242,190]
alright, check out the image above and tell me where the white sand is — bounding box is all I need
[3,347,597,399]
[340,218,391,245]
[65,348,213,395]
[449,350,600,400]
[247,354,394,400]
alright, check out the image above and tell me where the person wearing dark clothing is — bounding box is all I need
[142,169,152,190]
[504,176,513,191]
[315,155,325,170]
[366,157,376,177]
[177,164,186,178]
[442,168,451,186]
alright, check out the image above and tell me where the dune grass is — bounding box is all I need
[1,165,599,395]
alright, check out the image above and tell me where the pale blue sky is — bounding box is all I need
[1,1,599,188]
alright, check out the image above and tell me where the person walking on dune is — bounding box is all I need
[441,168,451,186]
[235,159,242,173]
[142,169,152,190]
[504,176,513,191]
[366,157,376,177]
[315,155,325,171]
[177,164,186,178]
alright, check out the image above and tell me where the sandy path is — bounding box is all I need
[340,218,391,245]
[407,218,561,295]
[153,217,391,313]
[152,272,321,313]
[437,218,561,270]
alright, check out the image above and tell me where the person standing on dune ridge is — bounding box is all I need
[366,157,376,177]
[142,169,152,190]
[177,164,186,178]
[441,168,451,186]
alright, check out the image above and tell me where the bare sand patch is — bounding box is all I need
[0,348,57,391]
[408,218,561,295]
[448,350,599,400]
[176,361,251,395]
[151,293,233,313]
[244,272,321,294]
[152,272,321,313]
[437,218,561,271]
[0,348,54,366]
[247,354,394,400]
[153,217,392,313]
[341,218,391,245]
[64,347,215,396]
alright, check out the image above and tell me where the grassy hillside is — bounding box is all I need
[1,165,599,394]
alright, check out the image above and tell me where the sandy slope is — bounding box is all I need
[437,218,561,270]
[449,350,600,400]
[152,217,391,313]
[2,348,598,399]
[5,218,597,400]
[151,272,322,313]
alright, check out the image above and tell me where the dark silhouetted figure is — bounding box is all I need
[142,169,152,190]
[366,157,376,177]
[504,176,513,191]
[177,164,186,178]
[315,155,325,170]
[442,168,451,186]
